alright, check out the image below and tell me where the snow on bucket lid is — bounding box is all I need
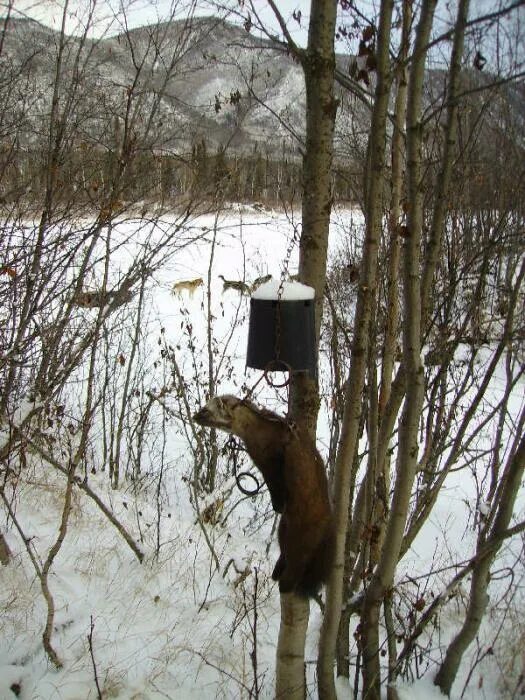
[251,280,315,301]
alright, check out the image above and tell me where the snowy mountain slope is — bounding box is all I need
[1,13,523,167]
[0,15,305,157]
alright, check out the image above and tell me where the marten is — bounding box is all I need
[193,395,334,597]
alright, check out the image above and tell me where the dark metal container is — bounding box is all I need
[246,297,316,377]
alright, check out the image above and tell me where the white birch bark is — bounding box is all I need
[316,2,394,697]
[266,2,338,697]
[275,594,310,699]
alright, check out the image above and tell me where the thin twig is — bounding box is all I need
[88,615,103,700]
[8,426,144,562]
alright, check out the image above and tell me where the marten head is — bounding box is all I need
[193,395,245,433]
[194,395,287,440]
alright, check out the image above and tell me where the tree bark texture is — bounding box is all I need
[276,2,338,698]
[0,531,11,565]
[378,0,411,423]
[289,0,338,435]
[275,593,310,699]
[317,1,394,697]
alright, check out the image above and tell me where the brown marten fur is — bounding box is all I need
[193,395,334,597]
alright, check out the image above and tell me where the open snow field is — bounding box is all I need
[1,206,523,699]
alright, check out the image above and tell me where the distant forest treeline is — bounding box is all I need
[0,138,360,210]
[0,15,524,216]
[1,132,520,212]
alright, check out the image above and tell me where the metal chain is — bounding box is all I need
[225,435,261,496]
[277,221,301,300]
[272,222,301,379]
[227,224,302,494]
[242,221,300,399]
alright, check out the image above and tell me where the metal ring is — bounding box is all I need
[263,360,291,388]
[235,470,261,496]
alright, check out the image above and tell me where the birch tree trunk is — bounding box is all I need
[373,0,412,577]
[357,0,473,693]
[289,0,338,435]
[270,1,338,697]
[317,2,394,697]
[378,0,411,433]
[275,593,311,699]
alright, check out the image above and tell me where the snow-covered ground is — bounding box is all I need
[1,205,523,699]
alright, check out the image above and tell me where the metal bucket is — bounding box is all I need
[246,297,316,377]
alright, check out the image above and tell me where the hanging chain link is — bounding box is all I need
[272,222,301,378]
[222,223,303,496]
[243,220,301,399]
[277,221,301,301]
[225,435,261,496]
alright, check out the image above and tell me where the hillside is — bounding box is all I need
[0,14,523,209]
[2,14,522,157]
[0,15,306,157]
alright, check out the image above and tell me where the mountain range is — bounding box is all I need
[0,14,523,168]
